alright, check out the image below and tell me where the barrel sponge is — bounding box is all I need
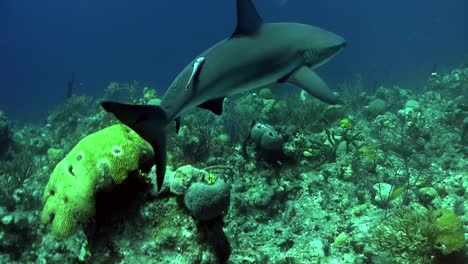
[260,129,283,151]
[184,179,231,221]
[41,124,153,238]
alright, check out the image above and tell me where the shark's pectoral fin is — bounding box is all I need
[101,101,168,191]
[231,0,263,38]
[197,97,225,115]
[285,67,342,105]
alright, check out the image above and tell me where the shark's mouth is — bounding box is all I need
[309,43,346,69]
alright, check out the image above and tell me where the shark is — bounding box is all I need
[101,0,346,190]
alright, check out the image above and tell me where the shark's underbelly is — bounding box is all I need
[171,70,283,120]
[176,56,301,120]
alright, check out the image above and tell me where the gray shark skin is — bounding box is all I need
[101,0,346,190]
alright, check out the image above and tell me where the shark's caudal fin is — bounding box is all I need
[286,66,343,105]
[101,101,168,191]
[231,0,263,38]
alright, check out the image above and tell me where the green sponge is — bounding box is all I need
[434,209,466,255]
[41,124,154,238]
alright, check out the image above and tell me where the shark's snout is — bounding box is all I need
[323,33,346,60]
[339,41,347,49]
[331,39,346,56]
[328,34,346,53]
[306,33,346,69]
[304,27,346,65]
[330,40,346,54]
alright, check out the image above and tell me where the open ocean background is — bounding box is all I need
[1,0,467,121]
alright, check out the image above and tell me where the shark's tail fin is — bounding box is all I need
[101,101,168,191]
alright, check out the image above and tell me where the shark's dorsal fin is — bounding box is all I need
[231,0,263,38]
[197,97,224,115]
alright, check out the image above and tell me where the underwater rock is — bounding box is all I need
[143,86,158,101]
[261,98,278,118]
[417,186,438,205]
[405,99,421,111]
[322,105,345,123]
[427,68,468,97]
[462,117,468,146]
[372,182,394,206]
[1,214,13,225]
[366,98,387,116]
[47,147,65,164]
[166,165,207,196]
[258,87,274,99]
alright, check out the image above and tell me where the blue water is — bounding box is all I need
[1,0,467,121]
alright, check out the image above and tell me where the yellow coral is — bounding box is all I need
[205,172,217,185]
[41,124,153,238]
[339,118,352,129]
[359,145,380,162]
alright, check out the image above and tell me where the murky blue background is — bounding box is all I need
[1,0,467,120]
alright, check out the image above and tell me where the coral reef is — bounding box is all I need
[1,68,467,264]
